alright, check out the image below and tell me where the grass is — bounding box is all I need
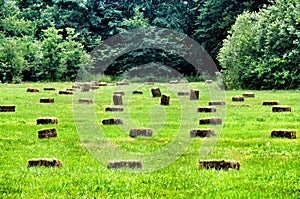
[0,82,299,198]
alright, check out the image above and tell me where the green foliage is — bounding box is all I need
[218,0,300,89]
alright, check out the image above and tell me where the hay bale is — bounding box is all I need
[208,101,226,106]
[151,87,161,97]
[0,105,15,112]
[113,94,123,105]
[37,117,58,125]
[105,106,123,112]
[190,129,216,138]
[161,94,170,106]
[129,128,153,138]
[205,80,213,84]
[230,104,251,107]
[117,79,130,85]
[262,100,279,105]
[43,88,56,91]
[271,129,296,139]
[59,90,73,95]
[169,80,179,84]
[38,128,57,139]
[199,117,222,125]
[98,82,108,86]
[113,91,125,95]
[81,87,90,92]
[40,98,54,103]
[91,86,99,90]
[178,92,189,96]
[108,160,143,169]
[27,88,39,93]
[145,82,155,85]
[199,160,240,170]
[180,79,189,83]
[132,90,143,94]
[66,88,74,91]
[242,92,255,98]
[232,96,244,102]
[72,85,81,89]
[102,118,123,125]
[78,98,93,104]
[27,158,63,167]
[190,89,199,100]
[197,106,216,113]
[272,105,291,112]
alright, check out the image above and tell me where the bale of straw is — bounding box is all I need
[262,100,279,105]
[38,128,57,139]
[230,104,251,107]
[105,106,123,112]
[205,80,213,84]
[132,90,143,94]
[197,106,216,113]
[0,105,15,112]
[272,105,291,112]
[232,96,244,102]
[81,87,90,92]
[190,129,216,138]
[113,94,123,105]
[108,160,143,169]
[66,88,74,91]
[78,98,93,104]
[199,159,240,170]
[37,117,58,125]
[178,92,189,96]
[43,88,56,91]
[151,87,161,97]
[199,117,222,125]
[129,128,153,138]
[27,88,39,93]
[113,91,125,95]
[180,79,189,83]
[28,158,63,167]
[190,89,199,100]
[98,82,108,86]
[208,101,226,106]
[271,129,296,139]
[59,90,73,95]
[242,92,255,98]
[102,118,123,125]
[40,98,54,103]
[161,94,170,106]
[91,86,99,90]
[169,80,179,84]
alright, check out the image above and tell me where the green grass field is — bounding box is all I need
[0,82,299,198]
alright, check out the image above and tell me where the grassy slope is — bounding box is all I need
[0,82,299,198]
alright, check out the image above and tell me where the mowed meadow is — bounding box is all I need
[0,82,299,198]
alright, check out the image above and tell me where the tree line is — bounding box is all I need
[0,0,298,89]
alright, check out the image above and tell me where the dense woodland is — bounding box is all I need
[0,0,299,89]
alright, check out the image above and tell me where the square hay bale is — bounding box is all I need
[38,128,57,138]
[161,94,170,106]
[59,90,73,95]
[0,105,15,112]
[98,82,108,86]
[129,128,153,138]
[205,80,213,84]
[190,129,216,138]
[27,88,39,93]
[208,101,226,106]
[113,94,123,105]
[199,160,240,170]
[151,87,161,97]
[271,129,296,139]
[272,105,291,112]
[40,98,54,103]
[66,88,74,91]
[232,96,244,102]
[72,85,81,89]
[230,104,251,107]
[199,117,222,125]
[117,79,130,85]
[105,106,123,112]
[37,117,58,125]
[102,118,123,125]
[262,100,279,106]
[197,106,216,113]
[178,92,189,96]
[190,89,199,100]
[81,87,90,92]
[43,88,56,91]
[169,80,179,84]
[113,91,125,95]
[28,158,63,167]
[91,86,99,90]
[242,92,255,98]
[108,160,143,169]
[78,98,93,104]
[180,79,189,83]
[132,90,143,94]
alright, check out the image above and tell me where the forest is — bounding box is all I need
[0,0,299,89]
